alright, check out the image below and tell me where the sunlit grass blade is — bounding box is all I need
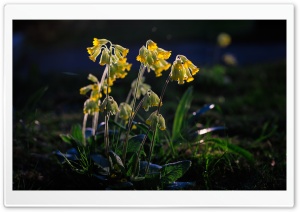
[172,86,193,141]
[205,138,254,164]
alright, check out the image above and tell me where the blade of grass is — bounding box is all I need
[172,86,193,141]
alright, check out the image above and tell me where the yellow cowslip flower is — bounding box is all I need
[107,77,114,86]
[157,48,171,60]
[114,44,129,58]
[87,47,101,62]
[145,111,166,131]
[146,40,158,51]
[80,85,93,95]
[170,55,199,84]
[142,90,162,112]
[179,55,199,75]
[87,38,109,62]
[99,48,110,66]
[170,60,186,84]
[83,99,99,115]
[99,96,120,115]
[90,91,102,101]
[119,102,132,120]
[152,59,171,77]
[217,33,231,48]
[136,46,147,63]
[93,38,109,47]
[102,83,111,95]
[110,57,132,80]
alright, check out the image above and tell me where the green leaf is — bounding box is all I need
[127,134,146,154]
[161,160,192,185]
[71,124,84,145]
[109,151,125,174]
[172,86,193,141]
[139,161,162,175]
[59,134,72,145]
[205,138,254,164]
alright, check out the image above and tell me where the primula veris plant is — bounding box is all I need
[57,37,201,190]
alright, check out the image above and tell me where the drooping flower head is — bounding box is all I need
[99,96,120,116]
[170,55,200,84]
[142,89,162,111]
[87,38,130,67]
[119,102,133,120]
[83,99,100,115]
[136,40,171,77]
[79,74,102,101]
[145,111,166,131]
[109,57,132,82]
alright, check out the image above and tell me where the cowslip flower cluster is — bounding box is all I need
[87,38,132,87]
[170,55,199,84]
[79,74,102,114]
[136,40,171,77]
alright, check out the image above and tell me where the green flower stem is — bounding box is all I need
[132,126,150,177]
[104,52,112,157]
[125,87,133,105]
[122,95,146,163]
[82,113,88,146]
[121,64,146,163]
[145,74,171,175]
[104,114,110,157]
[92,112,99,136]
[145,126,158,175]
[157,74,171,114]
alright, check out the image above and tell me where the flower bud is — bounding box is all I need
[80,85,93,95]
[87,74,99,83]
[142,90,161,111]
[145,111,166,131]
[99,48,110,66]
[100,96,120,115]
[83,99,99,115]
[119,102,132,120]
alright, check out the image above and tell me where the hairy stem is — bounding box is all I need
[82,113,88,146]
[132,126,150,177]
[121,64,145,163]
[145,74,171,174]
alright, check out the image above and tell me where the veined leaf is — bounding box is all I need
[172,86,193,141]
[161,160,191,185]
[139,161,162,175]
[109,151,125,174]
[127,134,146,154]
[71,124,84,145]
